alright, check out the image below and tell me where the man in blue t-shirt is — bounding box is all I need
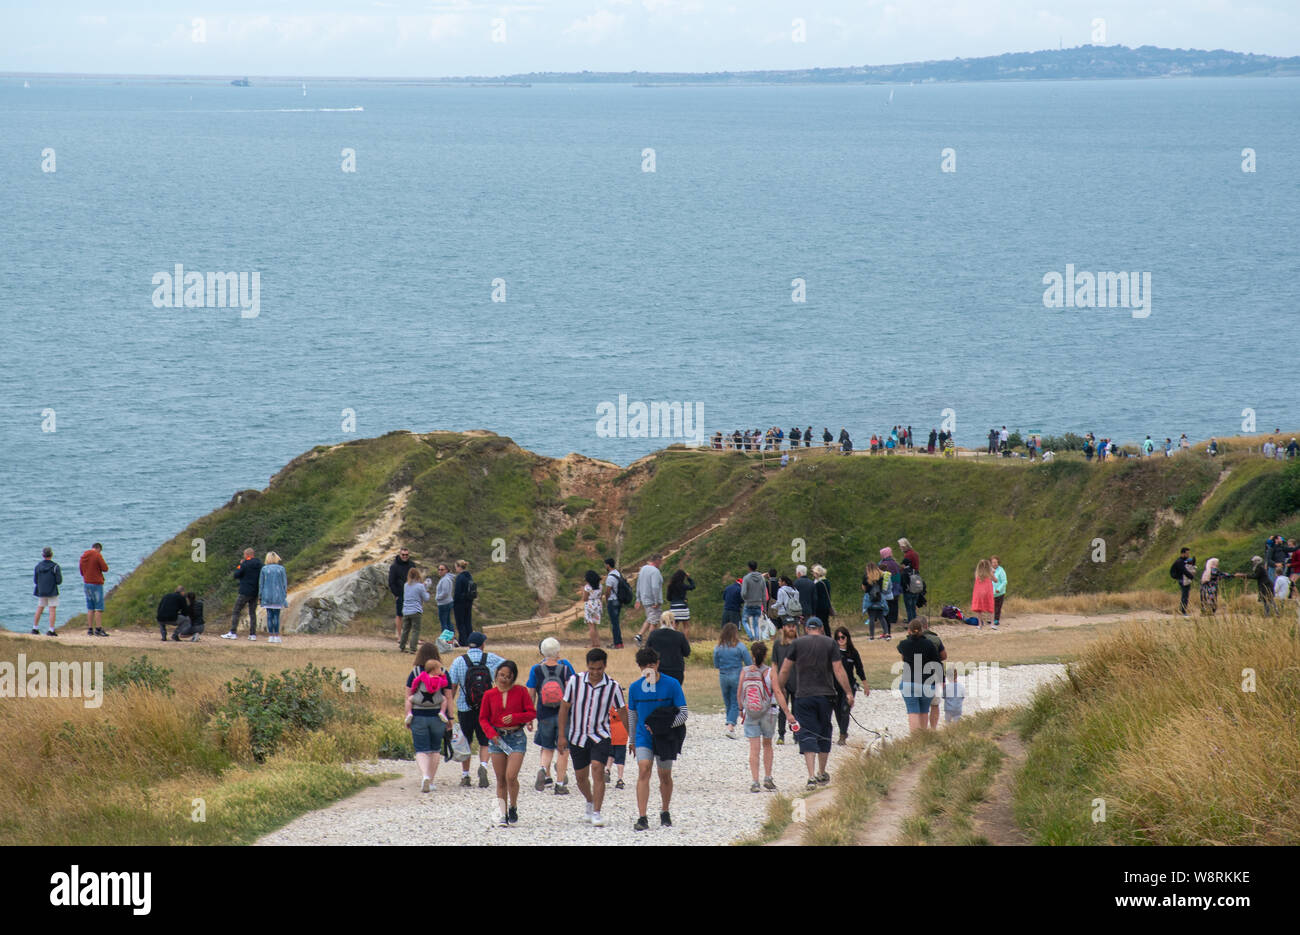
[526,637,577,795]
[447,632,504,788]
[625,646,689,832]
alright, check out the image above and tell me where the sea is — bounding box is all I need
[2,75,1298,628]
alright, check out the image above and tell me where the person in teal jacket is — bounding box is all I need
[258,551,289,643]
[991,556,1008,630]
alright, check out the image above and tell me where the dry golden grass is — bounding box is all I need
[1006,590,1172,615]
[1016,612,1300,844]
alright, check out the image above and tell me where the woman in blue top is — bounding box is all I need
[258,551,288,644]
[713,623,753,739]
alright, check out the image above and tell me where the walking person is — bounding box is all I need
[862,562,888,639]
[740,561,767,640]
[897,619,943,733]
[921,620,948,729]
[526,638,576,795]
[626,646,689,830]
[713,623,753,739]
[31,547,61,636]
[452,560,477,645]
[776,617,855,789]
[665,568,696,641]
[633,554,664,647]
[602,557,628,649]
[771,619,800,744]
[811,564,834,625]
[1169,547,1197,616]
[990,556,1007,630]
[479,660,536,827]
[434,563,455,642]
[792,564,816,623]
[721,574,744,628]
[737,642,791,792]
[556,648,629,828]
[79,543,109,637]
[1199,558,1230,615]
[646,610,691,686]
[399,566,430,652]
[581,570,604,648]
[405,642,453,793]
[971,559,996,629]
[156,585,189,641]
[224,548,262,640]
[879,548,903,629]
[832,626,865,745]
[447,632,504,788]
[259,551,289,644]
[387,547,413,642]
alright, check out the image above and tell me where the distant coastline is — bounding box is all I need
[7,43,1299,86]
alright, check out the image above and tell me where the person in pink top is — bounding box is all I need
[478,660,537,827]
[971,559,996,629]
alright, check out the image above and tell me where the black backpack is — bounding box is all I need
[463,650,493,711]
[466,577,478,601]
[613,571,634,605]
[1169,560,1183,582]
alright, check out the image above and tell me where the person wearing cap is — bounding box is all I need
[776,617,855,789]
[447,632,504,788]
[526,637,577,795]
[388,547,414,642]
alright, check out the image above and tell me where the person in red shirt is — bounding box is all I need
[897,538,920,571]
[79,543,110,637]
[479,660,537,827]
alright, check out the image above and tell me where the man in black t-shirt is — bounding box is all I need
[645,613,691,685]
[777,617,854,789]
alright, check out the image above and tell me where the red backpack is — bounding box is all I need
[740,665,772,716]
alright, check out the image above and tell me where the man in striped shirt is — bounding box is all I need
[556,648,629,828]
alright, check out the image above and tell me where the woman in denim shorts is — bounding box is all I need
[478,661,537,827]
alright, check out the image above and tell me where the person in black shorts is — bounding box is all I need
[776,617,854,789]
[556,648,628,828]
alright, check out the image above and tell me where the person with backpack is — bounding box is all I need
[479,660,537,827]
[738,641,792,792]
[526,638,576,795]
[405,643,453,793]
[452,560,477,645]
[773,575,801,625]
[713,623,754,739]
[861,562,888,639]
[990,556,1007,629]
[901,558,924,624]
[602,558,630,649]
[832,627,865,745]
[446,632,503,788]
[626,646,688,831]
[32,546,62,636]
[1169,547,1196,615]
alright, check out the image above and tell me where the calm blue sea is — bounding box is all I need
[2,76,1298,628]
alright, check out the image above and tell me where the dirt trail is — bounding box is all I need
[768,786,838,846]
[970,733,1030,846]
[855,754,932,846]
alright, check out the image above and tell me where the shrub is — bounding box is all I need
[214,664,361,762]
[1040,433,1087,452]
[104,656,174,696]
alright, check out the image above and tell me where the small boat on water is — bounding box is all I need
[231,77,250,87]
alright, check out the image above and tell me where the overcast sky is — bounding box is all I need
[5,0,1298,77]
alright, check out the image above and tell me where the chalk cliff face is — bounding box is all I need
[96,430,1300,632]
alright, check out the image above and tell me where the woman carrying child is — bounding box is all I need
[478,660,537,827]
[404,643,453,793]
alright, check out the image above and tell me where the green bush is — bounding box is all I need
[215,664,363,762]
[103,656,174,696]
[1040,433,1087,452]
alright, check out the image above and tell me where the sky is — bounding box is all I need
[2,0,1298,77]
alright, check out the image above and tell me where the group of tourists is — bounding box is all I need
[1172,537,1300,616]
[31,544,112,638]
[388,549,477,652]
[710,425,965,456]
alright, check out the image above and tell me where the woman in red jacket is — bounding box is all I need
[479,660,537,827]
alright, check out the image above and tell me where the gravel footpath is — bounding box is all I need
[257,664,1065,846]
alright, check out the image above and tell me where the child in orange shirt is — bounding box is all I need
[606,700,628,789]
